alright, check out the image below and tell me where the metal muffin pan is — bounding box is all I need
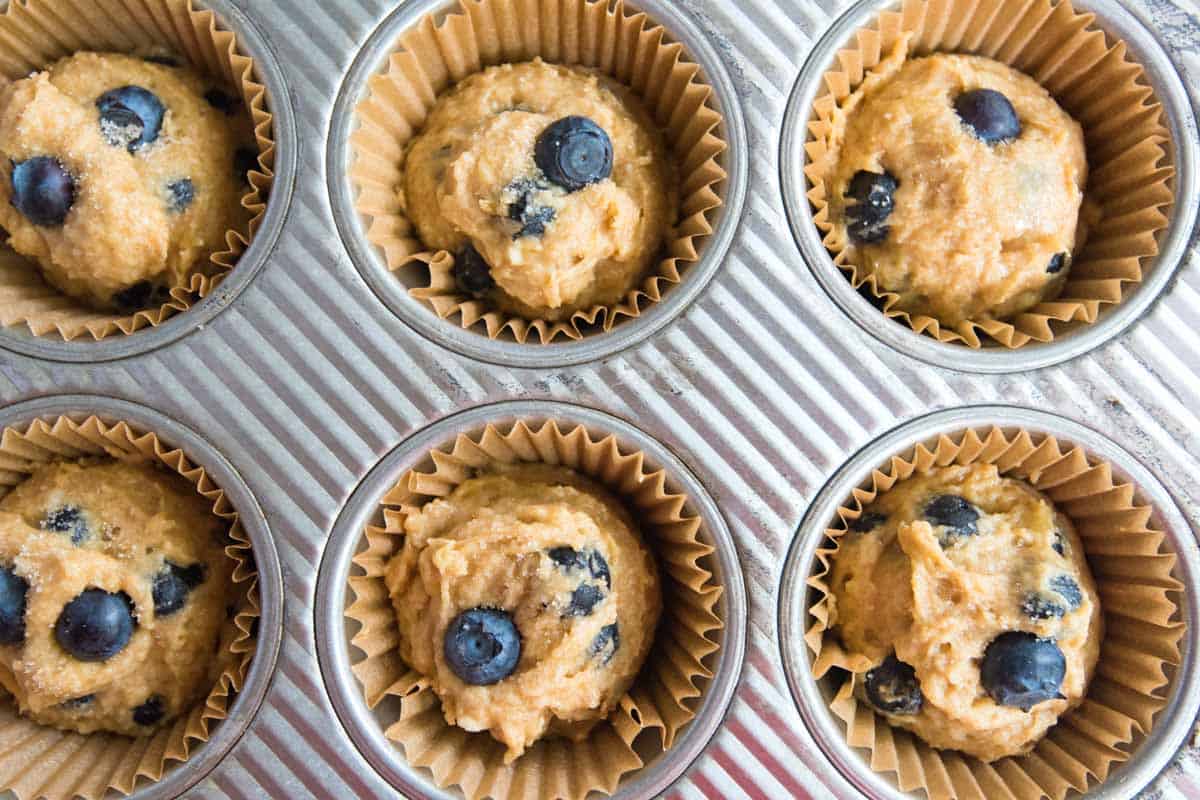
[0,394,284,800]
[0,0,1198,797]
[778,0,1200,374]
[315,400,747,800]
[777,405,1200,800]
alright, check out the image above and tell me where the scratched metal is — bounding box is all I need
[0,0,1198,798]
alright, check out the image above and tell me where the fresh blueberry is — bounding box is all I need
[132,695,165,726]
[1047,252,1068,274]
[152,561,206,617]
[142,54,179,67]
[864,653,923,715]
[924,494,981,541]
[534,116,613,192]
[54,589,136,662]
[96,86,165,152]
[506,180,556,239]
[0,566,28,645]
[849,511,887,532]
[843,170,898,244]
[41,505,88,545]
[980,631,1066,711]
[234,148,258,181]
[564,583,605,617]
[443,607,520,685]
[112,281,170,312]
[453,245,494,297]
[11,157,76,226]
[589,623,619,665]
[954,89,1021,144]
[204,89,240,115]
[60,694,95,709]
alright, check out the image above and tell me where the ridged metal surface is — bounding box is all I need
[0,0,1198,797]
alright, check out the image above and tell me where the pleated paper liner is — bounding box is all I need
[0,415,259,800]
[806,425,1184,800]
[346,420,724,800]
[0,0,275,342]
[350,0,726,344]
[804,0,1174,349]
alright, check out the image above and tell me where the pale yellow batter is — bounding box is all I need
[824,49,1089,326]
[0,52,250,311]
[401,59,678,320]
[0,460,232,736]
[385,464,662,761]
[828,464,1101,761]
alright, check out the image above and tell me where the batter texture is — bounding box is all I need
[828,464,1101,761]
[823,50,1088,326]
[401,59,678,320]
[0,460,232,736]
[385,464,662,761]
[0,52,250,311]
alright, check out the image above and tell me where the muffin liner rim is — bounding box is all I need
[314,399,748,800]
[775,404,1200,800]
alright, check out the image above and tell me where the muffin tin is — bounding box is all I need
[0,0,1197,798]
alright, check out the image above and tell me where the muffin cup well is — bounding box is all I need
[801,0,1174,350]
[0,411,261,800]
[0,0,275,343]
[348,0,727,346]
[779,407,1192,800]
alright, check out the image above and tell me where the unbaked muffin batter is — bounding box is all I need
[385,464,661,761]
[0,52,252,312]
[827,464,1101,761]
[0,460,233,736]
[822,47,1089,326]
[401,59,678,320]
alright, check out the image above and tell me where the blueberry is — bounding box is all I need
[60,693,95,709]
[1049,575,1082,610]
[453,245,494,297]
[1021,576,1081,620]
[112,281,171,312]
[534,116,613,192]
[547,547,611,588]
[1047,252,1068,274]
[506,180,556,239]
[152,561,206,617]
[1052,529,1066,556]
[11,157,76,226]
[234,148,258,181]
[924,494,980,541]
[843,170,898,244]
[864,653,923,715]
[955,89,1021,144]
[96,86,165,152]
[443,607,520,685]
[204,89,240,115]
[980,631,1066,711]
[565,583,604,617]
[0,566,28,645]
[166,178,195,213]
[41,505,88,545]
[132,695,165,726]
[589,623,619,665]
[54,589,136,662]
[849,511,887,532]
[1020,593,1065,620]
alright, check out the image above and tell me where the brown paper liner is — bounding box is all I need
[351,0,726,344]
[0,415,259,800]
[0,0,275,342]
[345,420,724,799]
[804,0,1174,348]
[807,425,1184,799]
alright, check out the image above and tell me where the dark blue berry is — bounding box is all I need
[234,148,258,181]
[41,505,88,545]
[589,623,619,665]
[925,494,980,541]
[981,631,1065,711]
[844,170,898,244]
[453,245,494,296]
[97,86,165,152]
[60,694,94,709]
[0,566,28,645]
[955,89,1021,144]
[152,561,206,617]
[443,607,520,685]
[1021,575,1082,620]
[1047,252,1068,274]
[849,511,887,532]
[547,547,611,588]
[534,116,613,192]
[11,157,76,226]
[132,695,165,726]
[204,88,240,115]
[112,281,170,312]
[1020,593,1064,620]
[1049,575,1082,610]
[166,178,195,213]
[54,589,136,662]
[565,583,604,617]
[864,653,923,715]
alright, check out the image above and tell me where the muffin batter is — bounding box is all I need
[0,460,233,736]
[385,464,661,761]
[0,52,252,312]
[827,464,1101,761]
[823,48,1089,326]
[401,59,677,320]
